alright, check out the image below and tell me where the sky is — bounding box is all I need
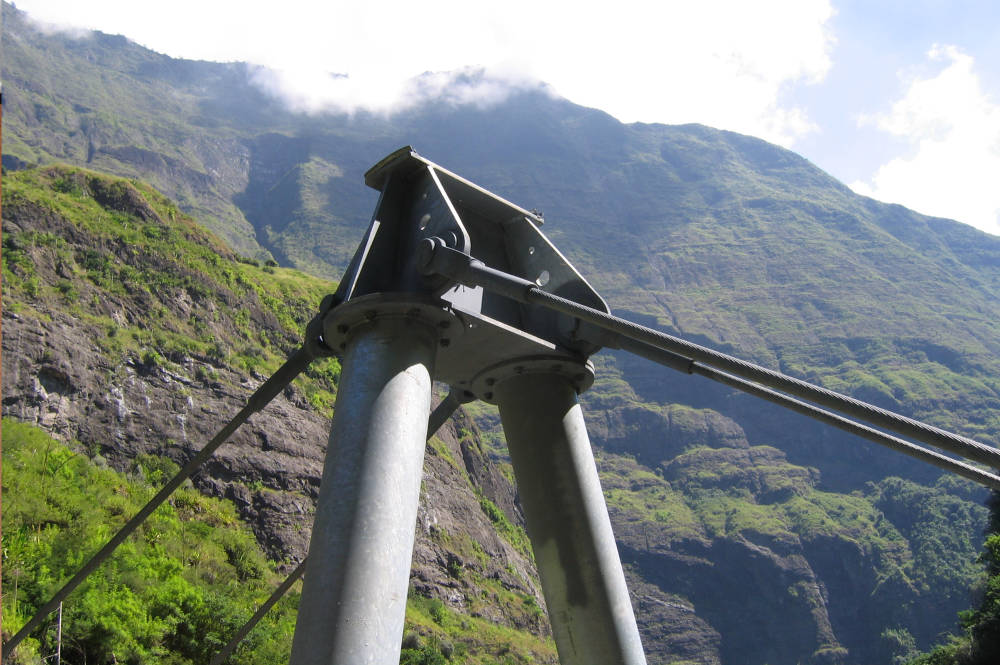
[10,0,1000,237]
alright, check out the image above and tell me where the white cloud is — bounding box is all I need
[520,0,834,146]
[248,66,547,116]
[12,0,834,145]
[17,13,92,39]
[851,45,1000,236]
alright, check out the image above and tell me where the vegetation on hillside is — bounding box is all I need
[0,1,284,257]
[583,360,992,664]
[1,419,299,664]
[1,164,342,413]
[903,493,1000,665]
[1,421,556,665]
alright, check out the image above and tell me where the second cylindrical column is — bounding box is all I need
[495,371,647,665]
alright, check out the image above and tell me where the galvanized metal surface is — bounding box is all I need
[290,147,647,664]
[346,147,609,357]
[289,315,437,665]
[320,294,594,404]
[496,372,647,665]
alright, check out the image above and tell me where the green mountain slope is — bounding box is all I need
[1,2,285,258]
[5,1,997,484]
[7,166,990,665]
[5,4,1000,664]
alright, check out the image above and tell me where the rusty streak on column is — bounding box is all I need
[495,372,646,665]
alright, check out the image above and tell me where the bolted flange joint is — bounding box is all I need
[463,355,595,404]
[320,293,462,355]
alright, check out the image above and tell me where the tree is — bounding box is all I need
[961,491,1000,664]
[908,490,1000,665]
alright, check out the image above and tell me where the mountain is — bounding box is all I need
[5,161,989,665]
[4,4,1000,664]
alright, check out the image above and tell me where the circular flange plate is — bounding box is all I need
[321,293,593,404]
[463,355,595,404]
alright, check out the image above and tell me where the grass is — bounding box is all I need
[404,593,557,665]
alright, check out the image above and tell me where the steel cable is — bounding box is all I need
[618,336,1000,490]
[2,347,318,660]
[420,245,1000,472]
[524,287,1000,470]
[209,559,309,665]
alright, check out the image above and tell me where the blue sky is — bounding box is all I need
[10,0,1000,236]
[797,1,1000,178]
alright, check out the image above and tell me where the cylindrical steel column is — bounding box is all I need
[290,316,437,665]
[495,372,646,665]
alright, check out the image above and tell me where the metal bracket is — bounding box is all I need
[320,293,593,403]
[335,147,611,369]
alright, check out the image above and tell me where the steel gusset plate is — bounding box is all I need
[356,147,611,355]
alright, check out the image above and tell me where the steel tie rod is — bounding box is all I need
[418,242,1000,472]
[209,558,309,665]
[3,345,323,660]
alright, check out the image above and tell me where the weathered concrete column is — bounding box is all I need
[495,372,646,665]
[290,315,437,665]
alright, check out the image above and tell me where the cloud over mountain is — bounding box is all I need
[14,0,835,145]
[247,65,550,116]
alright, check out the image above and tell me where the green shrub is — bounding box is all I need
[1,419,298,665]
